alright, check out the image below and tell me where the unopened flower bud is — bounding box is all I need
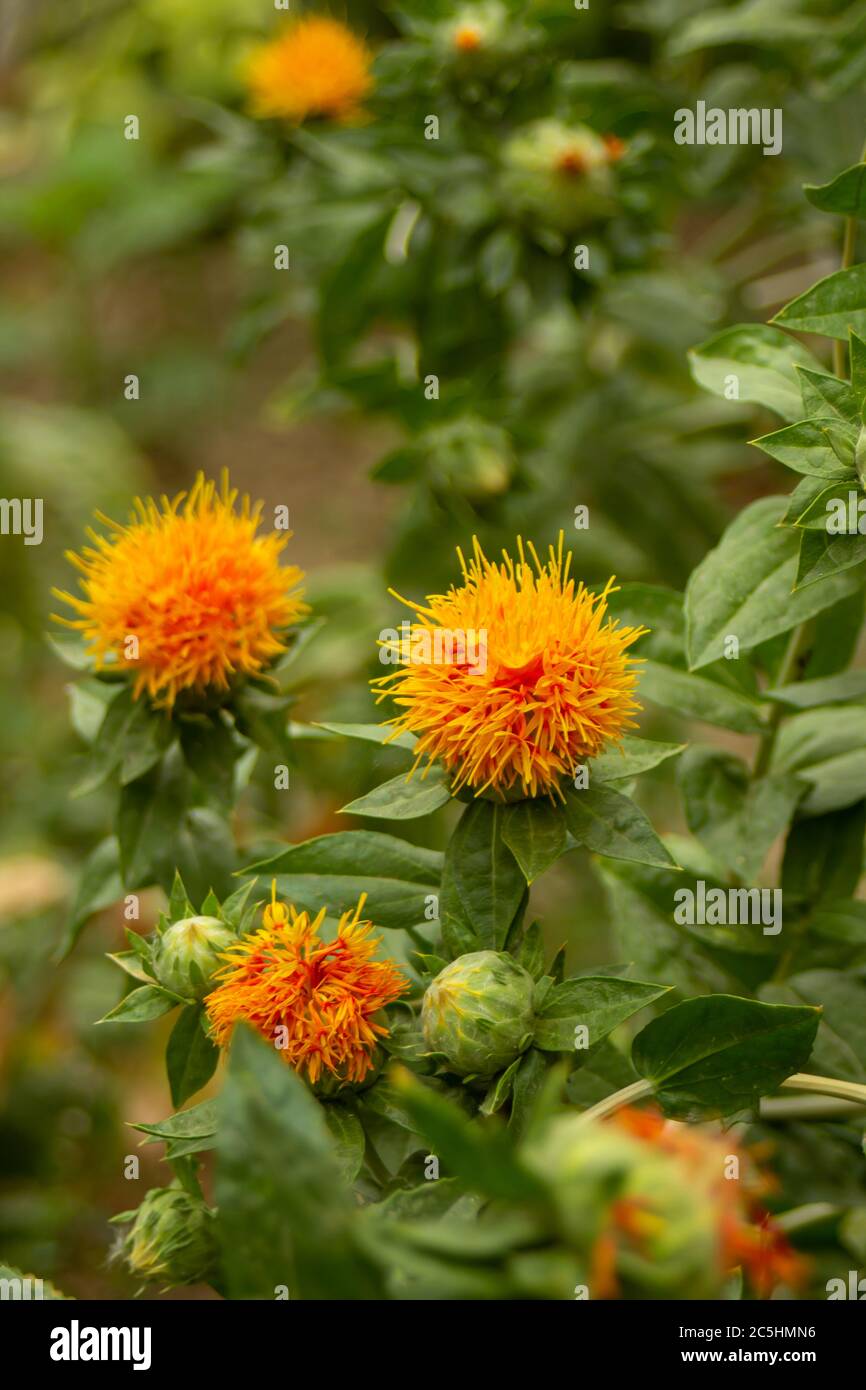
[121,1187,218,1287]
[421,950,535,1078]
[155,915,236,1001]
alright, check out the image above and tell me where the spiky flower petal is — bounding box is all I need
[53,471,306,710]
[205,889,408,1087]
[372,536,646,799]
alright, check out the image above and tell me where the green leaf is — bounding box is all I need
[677,746,804,879]
[632,995,821,1120]
[131,1098,218,1143]
[508,1048,556,1141]
[796,527,866,589]
[563,786,677,870]
[315,721,417,752]
[533,976,671,1052]
[75,687,174,796]
[685,496,863,669]
[796,366,859,423]
[810,898,866,946]
[389,1067,546,1202]
[439,801,525,953]
[117,746,187,889]
[97,983,181,1024]
[772,705,866,814]
[340,767,451,819]
[688,324,822,422]
[794,482,864,530]
[215,1027,382,1299]
[58,836,122,959]
[168,870,193,922]
[479,1057,522,1115]
[322,1104,366,1182]
[166,1006,220,1107]
[106,950,153,984]
[805,163,866,218]
[247,831,442,932]
[761,970,866,1083]
[590,734,685,783]
[768,668,866,708]
[639,658,768,734]
[753,419,856,480]
[566,1038,639,1109]
[772,264,866,342]
[781,803,866,912]
[501,800,568,883]
[178,714,241,807]
[514,921,546,979]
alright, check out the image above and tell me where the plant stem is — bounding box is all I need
[578,1071,866,1124]
[753,620,814,778]
[831,138,866,377]
[834,215,860,379]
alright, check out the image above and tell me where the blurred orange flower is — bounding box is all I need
[246,17,373,124]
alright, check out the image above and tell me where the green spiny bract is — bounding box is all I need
[421,950,535,1079]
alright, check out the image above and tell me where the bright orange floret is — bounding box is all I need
[372,535,646,800]
[52,470,307,710]
[205,890,409,1086]
[246,17,373,124]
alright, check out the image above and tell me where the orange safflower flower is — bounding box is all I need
[205,890,408,1086]
[372,535,646,800]
[53,471,306,710]
[246,17,373,124]
[607,1109,806,1298]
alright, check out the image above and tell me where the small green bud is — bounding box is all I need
[421,950,535,1078]
[155,915,236,1000]
[121,1187,218,1287]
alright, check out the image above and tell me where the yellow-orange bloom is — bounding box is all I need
[205,891,408,1086]
[53,471,306,710]
[246,18,373,124]
[372,536,646,799]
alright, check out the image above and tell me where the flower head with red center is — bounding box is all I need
[53,471,307,710]
[372,535,646,800]
[246,17,373,124]
[205,888,409,1086]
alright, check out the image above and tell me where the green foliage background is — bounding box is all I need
[2,0,866,1298]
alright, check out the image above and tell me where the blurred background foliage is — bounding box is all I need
[2,0,866,1295]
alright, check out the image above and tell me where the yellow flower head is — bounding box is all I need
[205,888,409,1086]
[372,536,646,800]
[53,471,307,710]
[246,17,373,124]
